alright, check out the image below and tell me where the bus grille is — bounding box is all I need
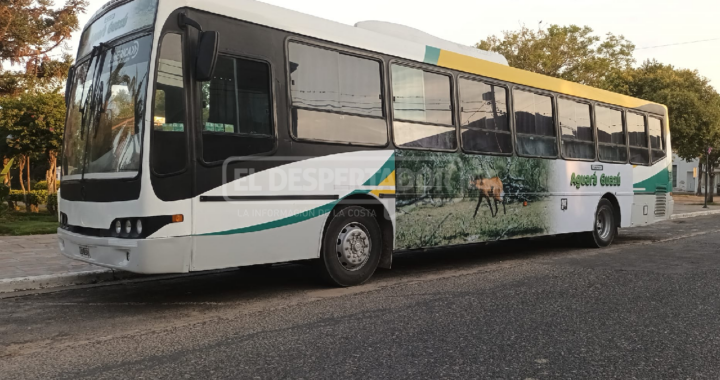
[655,190,667,217]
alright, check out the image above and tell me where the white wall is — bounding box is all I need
[673,153,720,193]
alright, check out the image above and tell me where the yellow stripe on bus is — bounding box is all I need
[370,170,396,198]
[436,50,654,109]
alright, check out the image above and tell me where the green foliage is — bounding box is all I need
[32,180,59,192]
[8,190,23,202]
[33,180,47,190]
[477,24,635,91]
[8,189,48,207]
[0,183,9,201]
[0,183,9,215]
[619,60,720,164]
[47,192,58,215]
[0,91,66,159]
[478,24,720,172]
[30,190,48,206]
[0,0,88,95]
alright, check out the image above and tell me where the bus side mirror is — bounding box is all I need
[195,31,219,82]
[65,65,75,107]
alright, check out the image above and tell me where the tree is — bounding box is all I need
[0,91,65,203]
[620,60,720,201]
[478,25,720,201]
[0,0,87,95]
[478,24,635,91]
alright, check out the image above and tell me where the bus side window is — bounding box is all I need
[201,55,274,163]
[288,42,386,146]
[152,33,187,175]
[627,112,650,165]
[648,117,665,162]
[391,65,456,150]
[558,98,594,160]
[513,89,557,158]
[596,105,628,163]
[459,78,512,155]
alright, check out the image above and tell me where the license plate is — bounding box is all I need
[79,245,90,257]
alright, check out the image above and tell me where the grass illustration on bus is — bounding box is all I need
[395,150,551,250]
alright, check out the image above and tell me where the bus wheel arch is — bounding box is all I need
[316,195,393,286]
[581,196,618,248]
[323,194,393,270]
[601,193,621,229]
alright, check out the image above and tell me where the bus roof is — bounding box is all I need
[168,0,666,116]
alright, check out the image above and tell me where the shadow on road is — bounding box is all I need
[18,234,585,306]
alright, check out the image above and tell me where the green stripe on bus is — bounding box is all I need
[633,167,671,193]
[363,153,396,186]
[424,46,441,65]
[201,190,371,236]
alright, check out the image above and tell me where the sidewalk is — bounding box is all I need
[672,194,720,215]
[2,198,720,293]
[0,235,95,279]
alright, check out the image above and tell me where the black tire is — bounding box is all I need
[582,199,617,248]
[317,205,382,287]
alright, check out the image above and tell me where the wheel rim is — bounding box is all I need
[336,222,372,272]
[596,207,613,240]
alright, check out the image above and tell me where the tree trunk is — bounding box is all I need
[709,164,716,203]
[26,157,31,193]
[696,161,704,196]
[2,157,9,186]
[46,151,57,193]
[17,155,29,212]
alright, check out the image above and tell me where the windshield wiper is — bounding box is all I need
[79,44,107,140]
[94,45,116,139]
[133,66,148,134]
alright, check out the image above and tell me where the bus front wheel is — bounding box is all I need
[582,199,617,248]
[318,205,382,287]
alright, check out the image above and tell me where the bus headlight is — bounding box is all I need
[109,215,183,239]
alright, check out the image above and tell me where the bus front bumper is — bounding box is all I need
[57,229,191,274]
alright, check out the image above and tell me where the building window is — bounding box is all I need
[627,112,649,165]
[672,164,678,187]
[558,98,595,160]
[459,78,511,154]
[288,42,386,145]
[201,55,274,163]
[152,33,187,174]
[391,64,456,150]
[648,117,666,162]
[595,105,627,163]
[513,89,557,158]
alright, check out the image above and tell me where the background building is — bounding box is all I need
[672,153,720,194]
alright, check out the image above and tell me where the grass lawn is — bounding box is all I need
[0,211,58,236]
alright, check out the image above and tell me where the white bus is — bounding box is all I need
[59,0,673,286]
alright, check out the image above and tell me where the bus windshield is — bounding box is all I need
[62,0,157,180]
[63,35,152,180]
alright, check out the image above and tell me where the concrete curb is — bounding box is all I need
[670,209,720,220]
[0,269,139,293]
[1,210,719,294]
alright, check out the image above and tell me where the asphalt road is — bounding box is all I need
[2,215,720,379]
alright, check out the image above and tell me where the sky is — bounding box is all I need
[68,0,720,88]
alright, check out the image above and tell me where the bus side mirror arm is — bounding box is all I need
[178,13,219,82]
[65,65,75,108]
[194,31,219,82]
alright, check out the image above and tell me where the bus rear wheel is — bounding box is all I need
[318,205,382,287]
[582,199,617,248]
